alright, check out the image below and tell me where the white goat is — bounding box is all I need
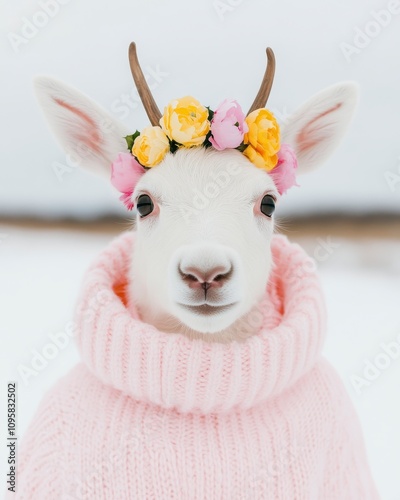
[34,43,357,343]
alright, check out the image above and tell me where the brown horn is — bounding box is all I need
[128,42,162,126]
[247,47,276,115]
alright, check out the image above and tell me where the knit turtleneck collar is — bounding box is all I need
[75,232,326,414]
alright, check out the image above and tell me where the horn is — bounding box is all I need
[128,42,162,126]
[247,47,276,115]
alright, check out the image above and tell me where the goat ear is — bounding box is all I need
[34,76,130,177]
[281,82,358,174]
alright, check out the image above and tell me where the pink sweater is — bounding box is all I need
[11,233,379,499]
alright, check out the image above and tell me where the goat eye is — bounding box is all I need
[136,194,154,217]
[260,195,275,217]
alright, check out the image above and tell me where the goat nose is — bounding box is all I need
[179,264,232,290]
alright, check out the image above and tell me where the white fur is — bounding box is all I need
[34,76,129,176]
[130,147,276,337]
[34,77,358,342]
[281,82,358,172]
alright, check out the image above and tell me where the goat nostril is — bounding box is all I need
[178,263,233,291]
[178,267,197,282]
[211,266,233,284]
[185,273,198,283]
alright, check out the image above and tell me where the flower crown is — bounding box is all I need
[111,44,298,210]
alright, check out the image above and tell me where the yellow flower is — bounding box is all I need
[160,96,210,147]
[243,109,280,171]
[132,126,170,167]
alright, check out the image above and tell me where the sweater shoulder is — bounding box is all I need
[274,358,360,434]
[314,361,380,498]
[22,369,98,446]
[312,357,360,425]
[12,364,113,499]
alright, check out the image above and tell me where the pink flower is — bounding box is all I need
[119,192,135,211]
[270,144,299,195]
[209,99,249,150]
[110,153,146,210]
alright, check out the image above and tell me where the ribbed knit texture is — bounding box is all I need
[10,233,379,499]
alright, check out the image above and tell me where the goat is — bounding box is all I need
[10,44,380,500]
[34,43,357,342]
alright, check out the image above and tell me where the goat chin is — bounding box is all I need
[132,301,263,344]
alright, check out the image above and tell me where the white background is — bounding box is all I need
[1,0,400,218]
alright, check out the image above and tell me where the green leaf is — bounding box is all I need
[206,106,214,122]
[236,143,248,153]
[203,131,213,149]
[169,139,180,154]
[124,130,141,152]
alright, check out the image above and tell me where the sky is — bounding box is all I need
[1,0,400,218]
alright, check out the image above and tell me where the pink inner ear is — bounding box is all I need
[53,98,102,154]
[296,102,342,154]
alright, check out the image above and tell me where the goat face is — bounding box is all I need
[130,147,278,334]
[34,45,358,339]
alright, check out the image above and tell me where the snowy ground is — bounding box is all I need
[1,223,399,499]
